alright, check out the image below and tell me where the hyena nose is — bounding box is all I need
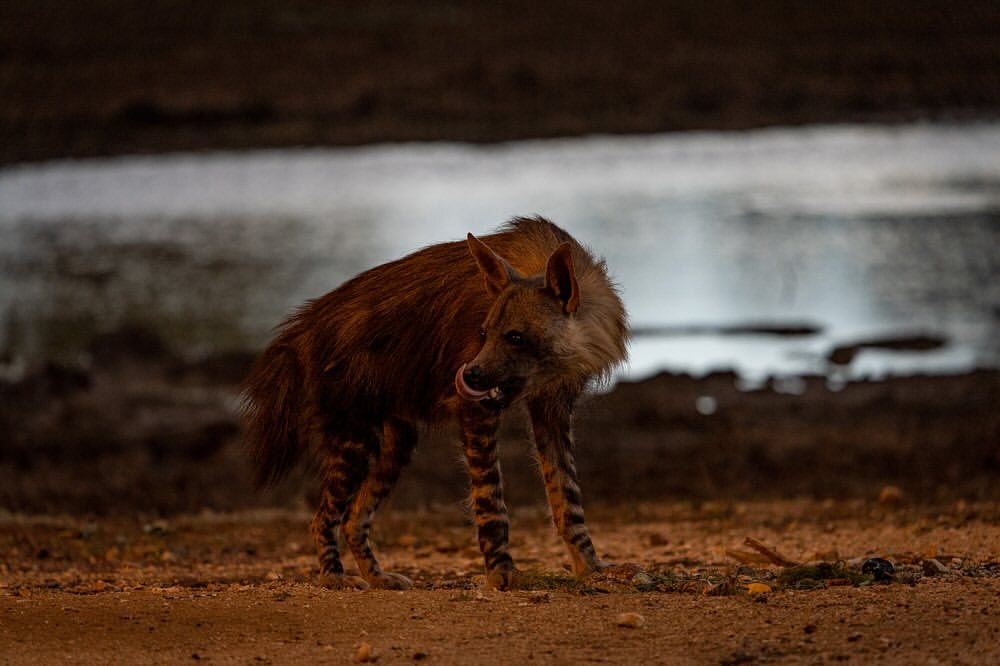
[463,365,489,390]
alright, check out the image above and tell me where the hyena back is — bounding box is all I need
[242,216,628,590]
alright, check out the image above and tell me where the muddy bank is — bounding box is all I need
[2,327,998,515]
[2,1,999,164]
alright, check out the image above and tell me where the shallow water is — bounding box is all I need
[2,123,999,382]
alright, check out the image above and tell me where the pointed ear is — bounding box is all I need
[543,242,580,314]
[467,233,512,295]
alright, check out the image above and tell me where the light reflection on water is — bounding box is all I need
[1,123,999,381]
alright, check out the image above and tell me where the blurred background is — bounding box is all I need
[1,1,999,515]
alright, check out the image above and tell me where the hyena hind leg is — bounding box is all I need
[343,418,418,590]
[312,437,372,589]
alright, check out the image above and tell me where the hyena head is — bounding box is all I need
[455,233,581,408]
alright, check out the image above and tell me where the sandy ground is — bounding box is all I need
[4,500,999,664]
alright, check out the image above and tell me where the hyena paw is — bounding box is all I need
[486,562,516,591]
[366,572,413,590]
[318,572,370,590]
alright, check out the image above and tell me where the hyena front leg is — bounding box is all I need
[343,418,417,590]
[311,437,372,589]
[529,398,607,576]
[460,409,515,590]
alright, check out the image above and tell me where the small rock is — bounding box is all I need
[631,572,655,588]
[848,632,863,642]
[355,642,378,663]
[648,532,669,547]
[861,558,895,582]
[78,523,100,539]
[412,651,428,661]
[596,562,645,582]
[893,565,923,586]
[746,583,771,596]
[143,520,169,536]
[804,624,817,634]
[614,612,646,628]
[878,485,904,506]
[922,558,949,576]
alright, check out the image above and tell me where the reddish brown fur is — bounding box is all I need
[242,216,628,589]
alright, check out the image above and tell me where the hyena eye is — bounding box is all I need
[479,327,487,339]
[504,330,525,346]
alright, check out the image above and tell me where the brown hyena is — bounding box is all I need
[242,216,628,590]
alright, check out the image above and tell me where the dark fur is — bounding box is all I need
[242,216,628,589]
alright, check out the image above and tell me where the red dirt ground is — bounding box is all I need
[4,500,999,664]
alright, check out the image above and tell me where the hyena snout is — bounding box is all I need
[456,360,525,406]
[465,359,518,392]
[462,364,491,390]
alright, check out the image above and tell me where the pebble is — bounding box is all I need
[922,558,949,576]
[861,558,895,581]
[355,642,378,663]
[877,485,904,506]
[143,520,169,536]
[614,612,646,628]
[631,572,655,588]
[648,532,669,546]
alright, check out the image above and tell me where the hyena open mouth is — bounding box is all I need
[454,363,503,402]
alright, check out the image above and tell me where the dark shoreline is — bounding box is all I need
[2,326,997,515]
[2,1,999,165]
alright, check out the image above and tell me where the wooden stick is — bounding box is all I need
[744,537,799,567]
[725,548,774,565]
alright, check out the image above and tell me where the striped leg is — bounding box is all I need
[311,437,372,589]
[343,418,417,590]
[529,398,606,575]
[460,409,515,590]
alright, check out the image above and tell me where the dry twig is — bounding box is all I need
[743,537,799,567]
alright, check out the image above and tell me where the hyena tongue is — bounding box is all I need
[454,364,491,401]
